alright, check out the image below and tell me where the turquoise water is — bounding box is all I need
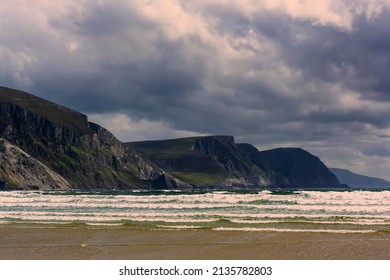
[1,190,389,233]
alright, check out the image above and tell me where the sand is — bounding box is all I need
[0,226,389,260]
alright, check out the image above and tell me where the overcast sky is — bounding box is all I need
[2,0,390,180]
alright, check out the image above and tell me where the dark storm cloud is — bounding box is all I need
[251,8,390,103]
[26,3,390,139]
[244,8,390,130]
[26,2,209,120]
[33,35,207,114]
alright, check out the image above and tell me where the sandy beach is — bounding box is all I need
[0,226,389,260]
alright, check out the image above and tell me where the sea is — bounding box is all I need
[1,189,390,234]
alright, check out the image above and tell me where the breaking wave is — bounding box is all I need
[0,190,389,233]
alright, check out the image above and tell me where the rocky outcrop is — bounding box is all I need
[191,136,272,186]
[0,86,175,190]
[0,138,70,190]
[192,136,254,178]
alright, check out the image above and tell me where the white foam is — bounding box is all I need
[85,223,123,227]
[1,190,389,231]
[156,225,206,229]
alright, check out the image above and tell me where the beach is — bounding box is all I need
[1,226,389,260]
[1,190,390,260]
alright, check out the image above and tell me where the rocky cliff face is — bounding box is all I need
[0,138,70,190]
[191,136,271,187]
[238,146,340,188]
[130,137,340,188]
[128,136,267,187]
[0,86,178,190]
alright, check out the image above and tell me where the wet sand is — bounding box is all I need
[0,226,389,260]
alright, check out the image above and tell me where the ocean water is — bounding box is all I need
[0,189,389,234]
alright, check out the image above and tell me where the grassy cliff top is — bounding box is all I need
[128,135,235,155]
[0,86,92,134]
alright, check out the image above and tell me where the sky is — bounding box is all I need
[1,0,390,180]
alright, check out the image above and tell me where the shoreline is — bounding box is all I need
[0,226,389,260]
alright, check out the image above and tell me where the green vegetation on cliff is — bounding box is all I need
[0,86,173,190]
[128,137,238,186]
[129,136,341,188]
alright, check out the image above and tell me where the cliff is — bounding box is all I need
[129,137,341,188]
[0,86,182,190]
[128,136,272,188]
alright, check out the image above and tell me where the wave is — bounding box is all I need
[1,190,389,233]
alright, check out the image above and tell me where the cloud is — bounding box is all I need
[88,113,202,141]
[2,0,390,179]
